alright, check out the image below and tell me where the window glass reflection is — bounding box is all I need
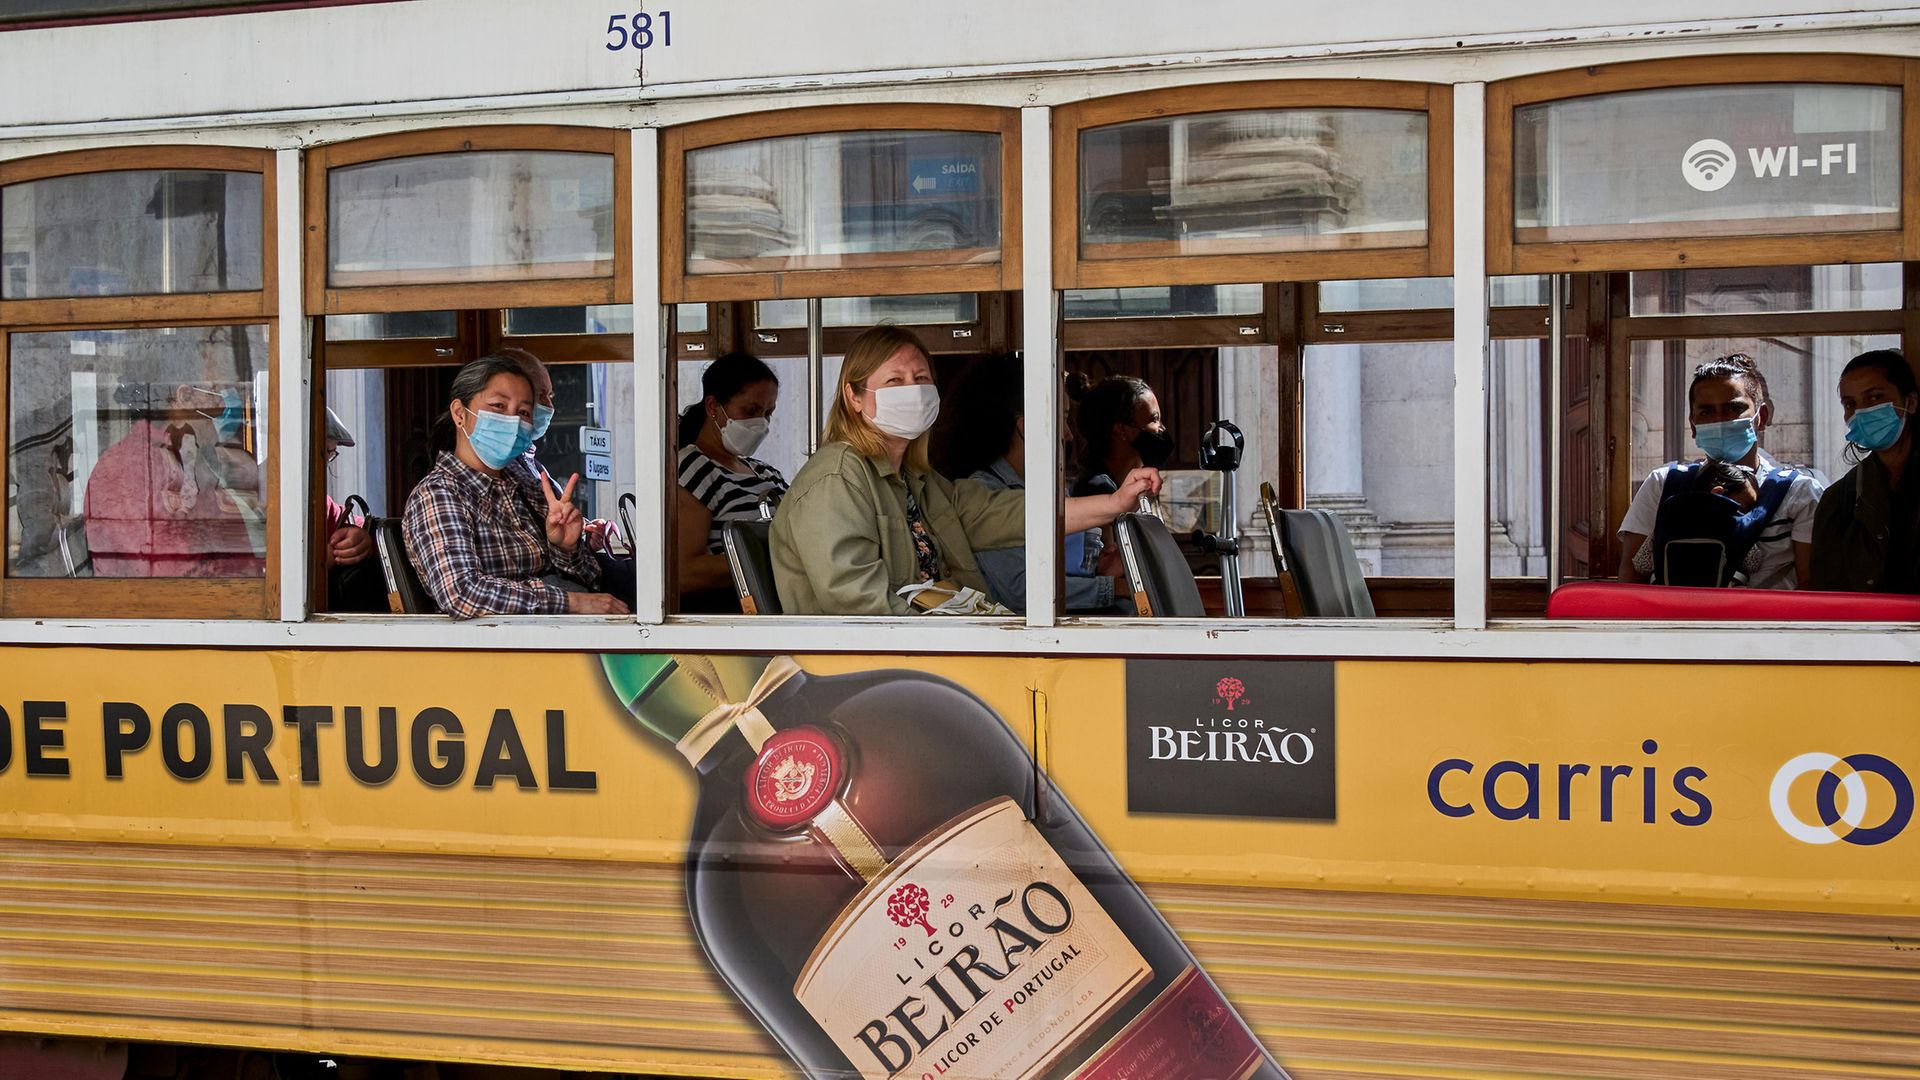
[1515,84,1901,242]
[324,311,458,341]
[1080,109,1428,257]
[1316,276,1551,311]
[755,294,979,329]
[686,131,1001,274]
[8,324,270,579]
[505,305,634,335]
[1,170,264,299]
[328,151,615,287]
[1628,263,1900,315]
[1063,285,1263,319]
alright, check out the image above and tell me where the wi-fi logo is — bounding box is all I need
[1681,138,1738,192]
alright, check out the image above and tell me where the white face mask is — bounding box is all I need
[717,413,771,457]
[867,384,941,440]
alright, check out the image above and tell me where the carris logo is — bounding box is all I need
[1770,752,1914,846]
[1682,136,1862,193]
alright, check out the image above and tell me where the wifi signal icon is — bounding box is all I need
[1682,138,1738,192]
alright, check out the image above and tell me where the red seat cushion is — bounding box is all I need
[1547,580,1920,621]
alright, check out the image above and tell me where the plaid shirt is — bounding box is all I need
[403,452,600,618]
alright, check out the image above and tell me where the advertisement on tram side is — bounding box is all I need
[0,646,1915,1075]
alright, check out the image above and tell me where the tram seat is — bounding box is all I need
[1274,509,1376,618]
[722,520,781,615]
[368,516,438,615]
[1547,580,1920,621]
[1115,512,1206,617]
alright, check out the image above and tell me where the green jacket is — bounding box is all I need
[1811,452,1919,592]
[770,442,1025,615]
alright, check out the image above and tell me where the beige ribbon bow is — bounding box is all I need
[672,654,803,764]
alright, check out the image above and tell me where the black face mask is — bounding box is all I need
[1131,428,1174,468]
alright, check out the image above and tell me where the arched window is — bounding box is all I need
[0,146,278,617]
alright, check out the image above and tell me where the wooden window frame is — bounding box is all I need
[1488,55,1920,275]
[1,146,279,619]
[1051,81,1454,290]
[304,125,633,316]
[0,145,277,326]
[0,317,280,620]
[660,104,1024,304]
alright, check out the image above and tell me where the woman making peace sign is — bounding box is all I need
[403,355,630,618]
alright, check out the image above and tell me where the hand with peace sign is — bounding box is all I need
[542,471,585,553]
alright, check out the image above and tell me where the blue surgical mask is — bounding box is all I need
[1846,402,1909,452]
[508,417,536,461]
[1695,417,1757,463]
[464,407,527,470]
[530,403,555,442]
[216,390,248,443]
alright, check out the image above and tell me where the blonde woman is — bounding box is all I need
[770,325,1158,615]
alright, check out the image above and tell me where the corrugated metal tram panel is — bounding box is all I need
[0,840,1915,1076]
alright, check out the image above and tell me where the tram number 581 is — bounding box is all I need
[606,11,672,50]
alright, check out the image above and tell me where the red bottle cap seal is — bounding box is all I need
[746,726,842,829]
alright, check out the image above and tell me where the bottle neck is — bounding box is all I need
[605,654,780,764]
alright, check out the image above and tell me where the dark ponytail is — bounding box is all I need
[678,351,779,449]
[1067,372,1149,485]
[1841,348,1917,399]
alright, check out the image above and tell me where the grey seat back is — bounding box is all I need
[722,520,780,615]
[367,514,438,614]
[1277,509,1376,618]
[1114,512,1206,617]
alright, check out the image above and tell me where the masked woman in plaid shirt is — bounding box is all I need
[402,355,630,618]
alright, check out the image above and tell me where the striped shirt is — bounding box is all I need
[402,452,601,618]
[677,444,788,553]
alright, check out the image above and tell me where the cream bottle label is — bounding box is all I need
[795,797,1153,1080]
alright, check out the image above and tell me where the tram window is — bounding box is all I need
[1063,285,1262,320]
[504,305,635,335]
[1628,263,1900,315]
[1627,333,1900,491]
[324,311,458,341]
[675,355,811,487]
[319,355,632,614]
[1515,84,1901,244]
[7,324,269,580]
[1302,341,1456,577]
[674,304,709,334]
[1079,109,1428,257]
[756,294,978,329]
[1490,340,1551,579]
[1316,276,1552,311]
[673,338,1027,617]
[684,131,1001,274]
[1,170,264,300]
[327,151,616,288]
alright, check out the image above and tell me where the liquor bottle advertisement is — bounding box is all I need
[0,645,1917,1075]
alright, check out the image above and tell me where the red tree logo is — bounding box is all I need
[887,883,936,937]
[1214,676,1247,711]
